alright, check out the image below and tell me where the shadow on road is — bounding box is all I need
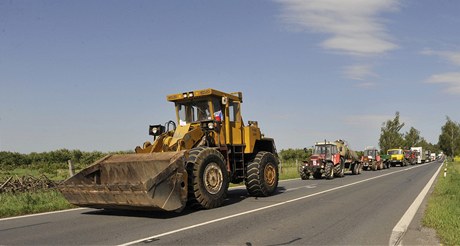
[81,185,287,219]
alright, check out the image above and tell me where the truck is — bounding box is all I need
[387,148,407,167]
[299,139,362,180]
[361,146,383,171]
[59,88,279,212]
[410,147,423,164]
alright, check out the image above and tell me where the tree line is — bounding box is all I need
[379,112,460,158]
[280,112,460,163]
[0,149,132,170]
[2,113,459,166]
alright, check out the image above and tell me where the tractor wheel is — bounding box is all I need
[187,147,229,209]
[352,163,359,175]
[324,163,334,179]
[245,152,279,197]
[334,163,344,177]
[313,171,322,179]
[335,158,345,177]
[299,170,309,180]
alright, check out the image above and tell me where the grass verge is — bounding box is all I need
[423,160,460,245]
[0,189,74,218]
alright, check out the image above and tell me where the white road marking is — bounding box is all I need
[389,161,444,246]
[118,162,436,246]
[0,207,89,221]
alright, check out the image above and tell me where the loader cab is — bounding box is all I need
[168,89,244,147]
[176,99,219,125]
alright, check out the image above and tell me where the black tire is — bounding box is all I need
[299,170,309,180]
[313,171,322,179]
[352,163,359,175]
[324,162,334,179]
[187,147,229,209]
[335,163,344,178]
[245,152,279,197]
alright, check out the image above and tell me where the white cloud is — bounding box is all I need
[354,82,377,88]
[421,49,460,66]
[426,72,460,95]
[343,64,377,80]
[422,49,460,94]
[277,0,399,56]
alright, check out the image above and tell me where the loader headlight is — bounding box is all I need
[207,122,214,129]
[201,120,219,131]
[149,124,165,136]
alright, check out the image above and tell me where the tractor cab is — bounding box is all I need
[313,143,338,161]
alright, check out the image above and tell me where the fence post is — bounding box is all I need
[68,160,75,176]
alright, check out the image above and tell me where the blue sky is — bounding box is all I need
[1,0,460,153]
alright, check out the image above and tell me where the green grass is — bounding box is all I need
[0,189,75,218]
[279,161,301,180]
[423,160,460,246]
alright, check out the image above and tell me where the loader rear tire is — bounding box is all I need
[324,163,334,179]
[245,152,279,197]
[187,147,229,210]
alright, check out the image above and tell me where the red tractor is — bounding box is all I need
[299,140,361,180]
[361,147,384,171]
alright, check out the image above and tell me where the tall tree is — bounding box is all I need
[438,116,460,158]
[404,126,421,148]
[379,111,405,153]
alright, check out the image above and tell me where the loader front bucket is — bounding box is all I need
[59,151,188,212]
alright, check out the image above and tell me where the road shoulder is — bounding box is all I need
[400,171,441,246]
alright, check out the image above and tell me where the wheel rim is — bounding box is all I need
[203,162,223,195]
[264,163,276,186]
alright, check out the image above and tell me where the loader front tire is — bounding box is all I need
[187,147,229,210]
[245,152,279,197]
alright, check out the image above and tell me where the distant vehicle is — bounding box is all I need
[387,148,406,167]
[299,139,362,180]
[425,150,431,162]
[430,153,436,161]
[410,147,423,164]
[361,146,384,171]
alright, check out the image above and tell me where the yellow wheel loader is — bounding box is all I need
[59,88,279,212]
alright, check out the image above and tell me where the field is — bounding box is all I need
[423,160,460,245]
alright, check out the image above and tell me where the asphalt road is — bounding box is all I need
[0,160,442,245]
